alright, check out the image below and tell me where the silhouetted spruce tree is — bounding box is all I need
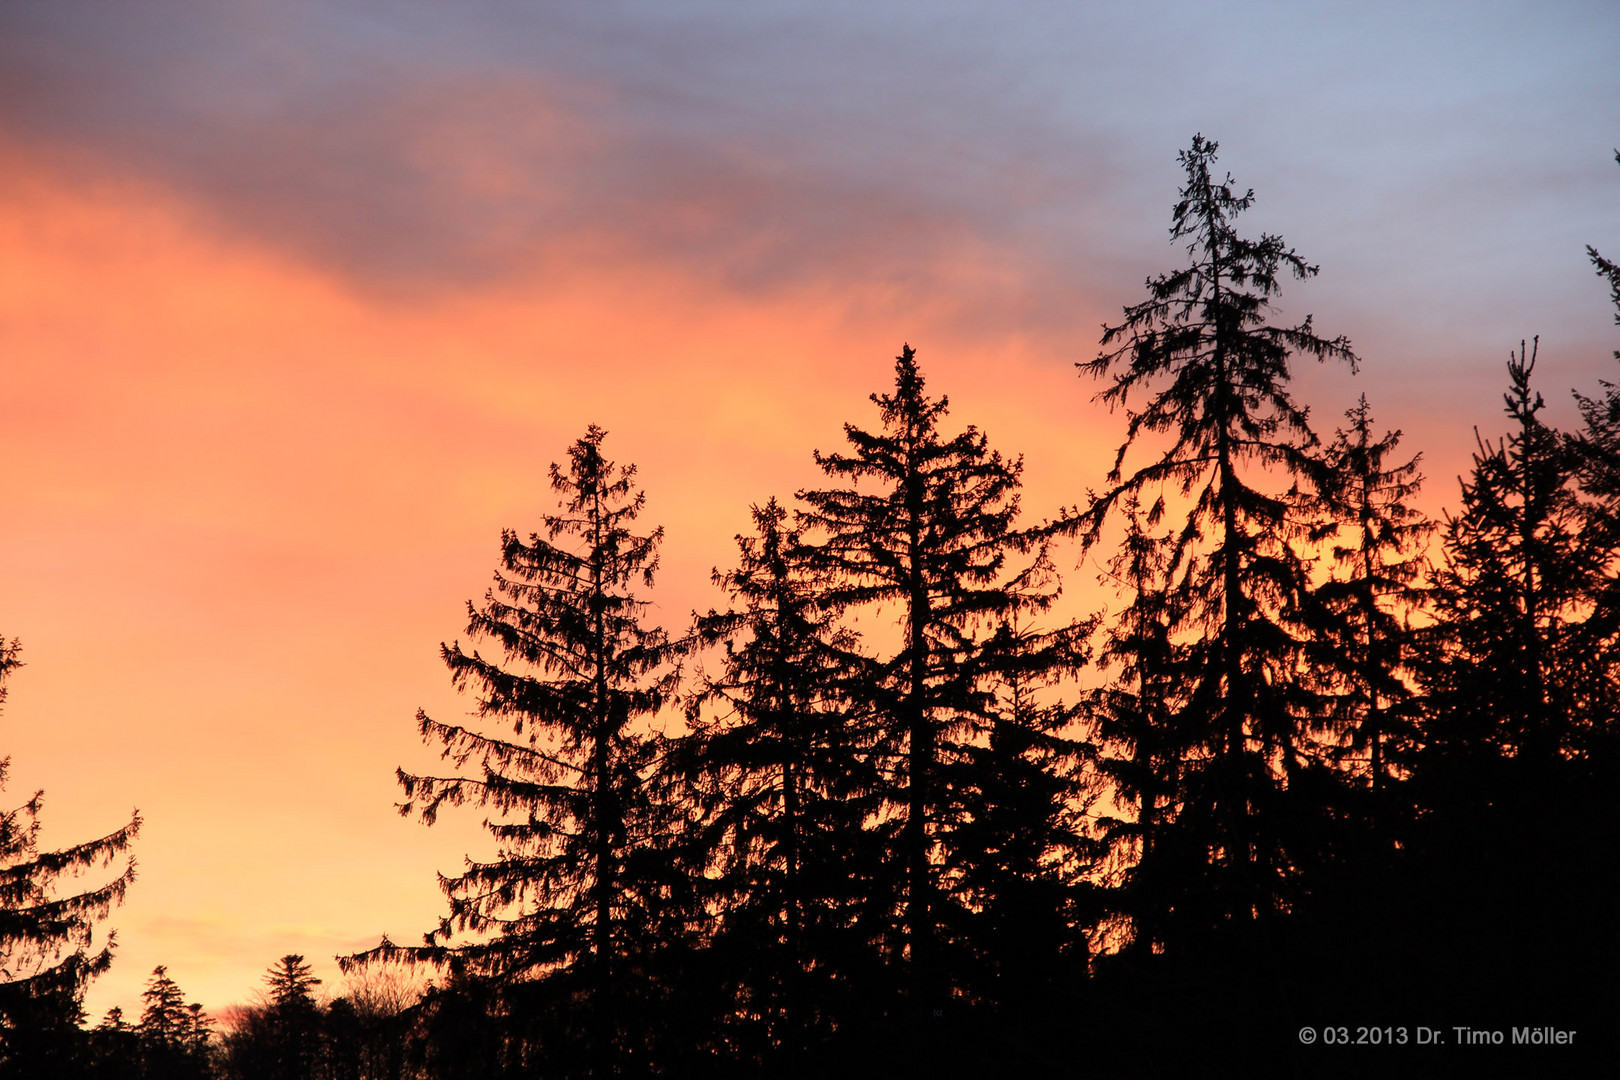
[1075,135,1358,950]
[796,346,1084,1035]
[266,956,321,1079]
[1576,203,1620,503]
[1420,341,1609,762]
[134,965,211,1080]
[359,426,686,1077]
[1570,153,1620,744]
[1583,150,1620,365]
[1294,400,1431,1002]
[220,955,323,1080]
[1561,154,1620,1038]
[0,638,140,1078]
[1312,396,1431,805]
[681,498,885,1067]
[1401,343,1620,1036]
[84,1005,138,1079]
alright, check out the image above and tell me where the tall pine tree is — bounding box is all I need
[134,965,211,1080]
[680,498,885,1067]
[1401,340,1619,1039]
[218,955,323,1080]
[1576,180,1620,500]
[1422,341,1608,762]
[1312,396,1431,803]
[1075,135,1358,948]
[357,426,685,1077]
[796,346,1085,1029]
[943,600,1095,1020]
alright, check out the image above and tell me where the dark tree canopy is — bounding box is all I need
[681,497,885,1063]
[1422,342,1611,762]
[134,965,211,1080]
[1076,134,1359,948]
[1312,395,1431,798]
[943,605,1096,1016]
[216,955,324,1080]
[263,955,320,1013]
[1586,149,1620,364]
[360,425,686,1075]
[1570,150,1620,718]
[796,345,1088,1019]
[1087,497,1181,953]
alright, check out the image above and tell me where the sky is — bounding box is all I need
[1,1,1617,1018]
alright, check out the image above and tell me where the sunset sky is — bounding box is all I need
[2,2,1617,1018]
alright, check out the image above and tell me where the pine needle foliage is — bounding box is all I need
[1585,149,1620,366]
[1075,135,1359,945]
[1087,497,1184,952]
[681,497,886,1061]
[1423,342,1610,761]
[217,955,322,1080]
[135,965,211,1079]
[1312,396,1431,796]
[1570,152,1620,742]
[944,604,1095,1014]
[364,426,685,1073]
[0,639,140,1071]
[795,345,1085,1011]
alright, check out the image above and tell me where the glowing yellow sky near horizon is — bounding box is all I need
[0,156,1141,1018]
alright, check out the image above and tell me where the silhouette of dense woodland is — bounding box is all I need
[4,137,1618,1076]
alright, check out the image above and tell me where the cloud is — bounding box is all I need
[0,4,1133,342]
[2,2,1617,388]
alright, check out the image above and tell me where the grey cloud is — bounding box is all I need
[3,1,1618,360]
[0,1,1127,347]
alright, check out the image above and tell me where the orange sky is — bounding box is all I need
[2,2,1617,1021]
[0,153,1130,1017]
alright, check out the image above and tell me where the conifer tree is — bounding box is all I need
[1313,396,1431,800]
[796,346,1084,1018]
[219,955,323,1080]
[1422,342,1608,761]
[85,1005,137,1079]
[1402,342,1619,1039]
[135,965,211,1079]
[138,966,189,1043]
[1584,150,1620,362]
[357,426,685,1076]
[681,498,884,1062]
[1075,135,1358,946]
[1569,152,1620,741]
[0,638,140,1076]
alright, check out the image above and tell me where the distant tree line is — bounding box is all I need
[3,137,1616,1076]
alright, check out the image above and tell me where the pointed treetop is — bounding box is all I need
[1505,338,1544,423]
[265,954,320,1011]
[1586,149,1619,355]
[562,423,619,499]
[873,344,948,438]
[1171,133,1256,245]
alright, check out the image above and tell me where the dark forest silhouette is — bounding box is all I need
[3,138,1618,1076]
